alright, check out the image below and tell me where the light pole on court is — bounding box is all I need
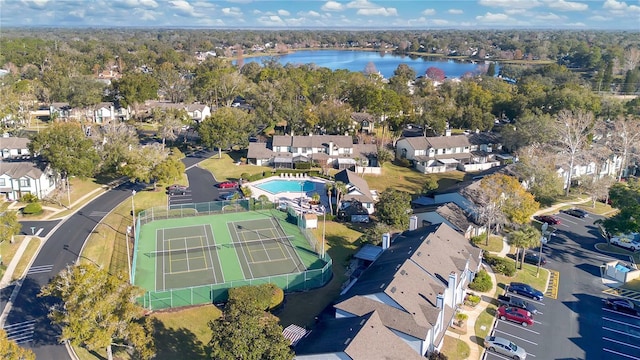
[131,190,137,232]
[321,206,327,258]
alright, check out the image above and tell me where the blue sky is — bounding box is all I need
[2,0,639,30]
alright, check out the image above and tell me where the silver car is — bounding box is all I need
[484,336,527,359]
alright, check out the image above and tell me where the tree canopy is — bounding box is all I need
[0,329,35,360]
[603,179,640,235]
[375,189,412,229]
[39,264,155,360]
[198,107,256,158]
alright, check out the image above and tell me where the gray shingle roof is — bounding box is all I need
[246,142,273,159]
[274,135,353,149]
[335,169,373,203]
[426,134,470,149]
[0,137,29,150]
[435,202,476,232]
[0,161,44,179]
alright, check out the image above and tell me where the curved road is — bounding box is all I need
[3,149,217,360]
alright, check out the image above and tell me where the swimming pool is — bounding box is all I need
[255,179,317,194]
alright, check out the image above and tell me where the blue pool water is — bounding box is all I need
[255,180,316,194]
[615,264,631,273]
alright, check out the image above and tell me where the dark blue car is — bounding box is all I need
[508,282,544,301]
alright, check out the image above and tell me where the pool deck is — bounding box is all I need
[248,175,330,216]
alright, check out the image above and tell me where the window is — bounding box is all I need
[20,179,30,187]
[0,178,5,186]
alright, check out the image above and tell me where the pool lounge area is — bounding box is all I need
[249,175,330,215]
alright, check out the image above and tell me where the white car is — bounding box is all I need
[610,233,640,251]
[484,336,527,359]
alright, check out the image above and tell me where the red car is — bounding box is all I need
[497,305,534,327]
[534,215,561,225]
[217,181,238,189]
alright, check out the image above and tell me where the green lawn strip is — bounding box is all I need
[198,152,272,181]
[11,237,41,281]
[473,235,504,254]
[595,243,640,264]
[441,335,471,360]
[496,263,549,293]
[0,235,26,278]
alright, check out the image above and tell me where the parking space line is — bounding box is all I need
[508,293,546,306]
[493,329,538,346]
[495,320,540,334]
[602,308,640,320]
[603,326,640,339]
[545,270,559,299]
[603,348,640,360]
[603,287,640,301]
[603,317,640,329]
[604,337,640,351]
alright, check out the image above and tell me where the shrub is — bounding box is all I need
[470,235,484,245]
[20,193,39,203]
[484,254,516,276]
[464,294,481,307]
[295,162,311,170]
[469,269,492,292]
[428,351,448,360]
[22,202,43,215]
[240,173,250,181]
[395,158,411,168]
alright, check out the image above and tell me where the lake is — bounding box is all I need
[237,50,497,79]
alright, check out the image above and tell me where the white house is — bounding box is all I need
[139,101,211,123]
[0,162,58,201]
[396,130,502,173]
[247,135,378,170]
[315,223,483,357]
[334,169,376,215]
[0,136,30,160]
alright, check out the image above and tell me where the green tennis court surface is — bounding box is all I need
[132,206,331,309]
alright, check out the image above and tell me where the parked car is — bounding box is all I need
[497,305,534,327]
[484,335,528,359]
[217,181,238,189]
[167,184,187,196]
[220,191,241,201]
[498,294,538,314]
[602,297,640,316]
[522,251,547,266]
[560,208,588,218]
[609,233,640,252]
[533,215,560,225]
[508,282,544,301]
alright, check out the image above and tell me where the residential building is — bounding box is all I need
[138,101,211,122]
[395,130,502,173]
[296,223,482,358]
[351,112,375,133]
[247,135,378,170]
[0,162,57,201]
[412,202,485,239]
[334,169,376,215]
[0,136,30,160]
[49,102,72,120]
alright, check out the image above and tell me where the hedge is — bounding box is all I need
[484,254,516,277]
[22,202,43,215]
[469,269,492,292]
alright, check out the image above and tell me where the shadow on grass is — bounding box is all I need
[151,318,208,360]
[470,335,485,347]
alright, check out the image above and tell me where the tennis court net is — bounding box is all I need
[146,236,295,257]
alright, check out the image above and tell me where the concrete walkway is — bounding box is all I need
[445,238,509,360]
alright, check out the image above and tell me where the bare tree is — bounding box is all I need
[606,115,640,181]
[554,110,594,196]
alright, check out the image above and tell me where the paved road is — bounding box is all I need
[18,220,61,237]
[3,182,145,359]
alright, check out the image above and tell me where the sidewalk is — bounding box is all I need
[445,238,508,360]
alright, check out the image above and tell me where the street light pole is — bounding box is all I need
[131,190,137,232]
[537,223,551,277]
[321,206,326,258]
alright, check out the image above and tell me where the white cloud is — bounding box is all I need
[133,8,158,20]
[422,8,436,16]
[432,19,450,25]
[278,9,290,16]
[536,12,565,20]
[257,15,286,26]
[479,0,541,9]
[357,7,397,16]
[298,10,321,17]
[505,9,526,14]
[476,12,511,22]
[169,0,199,17]
[226,0,252,3]
[346,0,378,9]
[566,22,586,26]
[21,0,49,9]
[448,9,463,14]
[547,0,588,11]
[69,9,85,18]
[603,0,640,13]
[321,1,343,11]
[588,15,610,21]
[222,7,242,17]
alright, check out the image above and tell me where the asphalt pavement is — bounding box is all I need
[2,181,145,360]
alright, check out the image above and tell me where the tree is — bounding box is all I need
[363,223,392,245]
[515,144,564,206]
[39,265,155,360]
[198,107,255,158]
[500,112,554,152]
[480,174,539,225]
[421,176,439,195]
[113,73,158,108]
[507,225,541,269]
[29,122,100,180]
[0,210,21,252]
[486,63,496,77]
[325,182,334,216]
[425,67,445,82]
[376,147,392,166]
[603,179,640,235]
[0,329,35,360]
[154,108,188,149]
[606,115,640,181]
[121,144,169,184]
[554,110,593,196]
[152,155,185,187]
[376,189,412,229]
[209,289,292,360]
[93,123,139,174]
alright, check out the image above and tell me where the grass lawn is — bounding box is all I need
[11,237,41,281]
[441,335,471,360]
[595,243,640,265]
[473,235,505,254]
[362,162,466,194]
[0,236,27,279]
[495,263,549,294]
[198,152,272,182]
[81,186,166,273]
[276,221,365,328]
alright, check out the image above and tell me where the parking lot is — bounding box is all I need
[167,188,193,207]
[485,293,546,360]
[601,303,640,359]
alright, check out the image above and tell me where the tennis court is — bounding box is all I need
[132,206,324,301]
